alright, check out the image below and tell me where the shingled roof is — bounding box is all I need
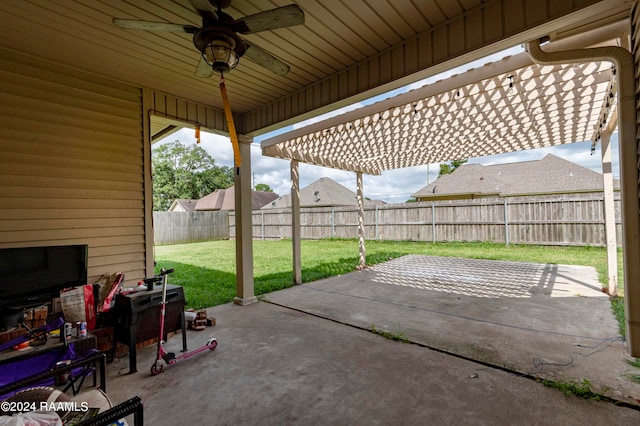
[195,186,278,211]
[263,177,384,209]
[412,154,618,200]
[168,199,198,212]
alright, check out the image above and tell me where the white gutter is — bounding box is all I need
[526,38,640,357]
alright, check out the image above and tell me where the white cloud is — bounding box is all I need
[363,166,432,203]
[155,128,234,166]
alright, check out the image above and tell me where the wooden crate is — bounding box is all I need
[92,326,114,353]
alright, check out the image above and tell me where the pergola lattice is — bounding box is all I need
[261,50,618,291]
[262,53,614,174]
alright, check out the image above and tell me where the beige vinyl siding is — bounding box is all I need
[0,47,148,284]
[150,91,229,135]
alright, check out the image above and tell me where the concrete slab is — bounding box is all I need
[100,255,640,424]
[264,255,640,405]
[103,302,640,425]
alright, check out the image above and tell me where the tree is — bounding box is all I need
[152,141,234,210]
[254,183,273,193]
[438,159,468,177]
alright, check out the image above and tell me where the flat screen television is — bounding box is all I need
[0,244,88,311]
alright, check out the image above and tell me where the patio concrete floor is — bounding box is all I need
[104,255,640,425]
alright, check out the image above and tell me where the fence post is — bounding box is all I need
[331,208,335,238]
[504,198,509,246]
[561,199,567,244]
[375,205,379,240]
[432,202,436,243]
[261,210,265,241]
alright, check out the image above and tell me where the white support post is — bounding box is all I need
[142,91,155,278]
[233,138,257,305]
[356,172,366,269]
[601,118,619,296]
[291,160,302,285]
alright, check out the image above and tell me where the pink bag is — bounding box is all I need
[101,273,124,314]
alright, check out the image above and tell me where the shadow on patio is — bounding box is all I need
[104,255,640,424]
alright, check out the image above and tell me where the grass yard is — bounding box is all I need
[154,239,623,312]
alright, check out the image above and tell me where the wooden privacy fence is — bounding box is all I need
[229,195,622,246]
[154,211,229,245]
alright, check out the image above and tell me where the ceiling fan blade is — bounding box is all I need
[195,56,214,78]
[188,0,218,20]
[112,18,199,33]
[243,41,290,75]
[234,5,304,34]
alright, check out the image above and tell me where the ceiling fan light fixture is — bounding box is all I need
[202,39,239,74]
[113,1,305,76]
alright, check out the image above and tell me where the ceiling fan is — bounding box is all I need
[113,0,305,76]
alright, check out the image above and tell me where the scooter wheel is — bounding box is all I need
[150,361,164,376]
[209,339,218,350]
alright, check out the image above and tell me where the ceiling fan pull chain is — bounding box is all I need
[219,73,242,172]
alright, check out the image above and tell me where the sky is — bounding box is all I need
[155,46,620,204]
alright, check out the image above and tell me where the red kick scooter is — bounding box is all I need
[147,268,217,375]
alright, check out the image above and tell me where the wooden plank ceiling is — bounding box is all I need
[2,0,465,113]
[0,0,632,137]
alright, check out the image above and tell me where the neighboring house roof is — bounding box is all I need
[263,177,384,209]
[251,189,282,209]
[195,186,279,211]
[195,189,226,211]
[412,154,619,200]
[168,199,198,212]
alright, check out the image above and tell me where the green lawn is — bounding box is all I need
[154,239,623,311]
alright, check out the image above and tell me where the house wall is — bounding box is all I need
[0,48,149,283]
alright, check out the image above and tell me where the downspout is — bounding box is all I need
[525,38,640,357]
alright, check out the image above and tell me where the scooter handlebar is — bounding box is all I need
[138,268,175,285]
[140,276,162,284]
